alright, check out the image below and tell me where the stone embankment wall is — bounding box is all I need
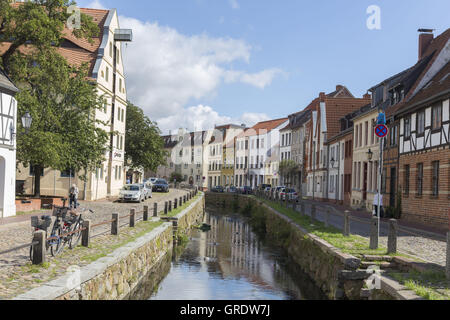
[15,194,205,300]
[205,193,414,300]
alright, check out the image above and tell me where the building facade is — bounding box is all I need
[0,70,19,218]
[15,8,131,201]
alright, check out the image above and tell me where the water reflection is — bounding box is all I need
[149,211,326,300]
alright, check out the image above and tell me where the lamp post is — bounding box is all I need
[330,157,335,169]
[21,111,32,133]
[367,149,373,162]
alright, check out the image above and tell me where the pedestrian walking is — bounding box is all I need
[372,193,384,218]
[69,184,79,209]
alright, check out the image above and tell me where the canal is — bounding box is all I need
[143,210,326,300]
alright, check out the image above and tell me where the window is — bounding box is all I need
[431,103,442,131]
[103,102,107,113]
[119,78,122,92]
[61,168,75,178]
[390,125,398,146]
[261,138,265,148]
[404,116,411,139]
[105,67,109,82]
[417,111,425,136]
[381,168,387,193]
[404,165,410,196]
[417,163,423,196]
[355,125,359,148]
[359,124,362,147]
[365,121,368,146]
[432,161,439,196]
[109,42,113,57]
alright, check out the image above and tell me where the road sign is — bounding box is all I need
[375,124,388,138]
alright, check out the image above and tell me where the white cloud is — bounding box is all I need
[119,16,283,123]
[156,105,270,135]
[86,0,106,9]
[229,0,240,9]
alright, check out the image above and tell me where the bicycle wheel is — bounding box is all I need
[50,226,67,256]
[69,219,83,249]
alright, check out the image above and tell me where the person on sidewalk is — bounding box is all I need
[372,193,384,218]
[69,184,79,209]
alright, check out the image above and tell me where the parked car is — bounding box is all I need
[211,186,225,193]
[227,186,238,193]
[140,182,152,200]
[274,186,286,198]
[281,188,299,201]
[152,179,170,193]
[240,186,253,195]
[118,184,145,203]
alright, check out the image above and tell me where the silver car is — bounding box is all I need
[118,184,145,203]
[140,182,153,200]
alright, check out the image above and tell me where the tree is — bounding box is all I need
[125,101,167,172]
[15,50,109,197]
[1,1,107,197]
[169,172,184,183]
[0,0,99,73]
[279,160,298,186]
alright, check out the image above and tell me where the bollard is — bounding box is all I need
[184,195,186,204]
[81,220,91,247]
[143,205,149,221]
[164,201,168,214]
[311,204,316,221]
[370,217,379,249]
[300,202,305,216]
[343,211,350,237]
[387,219,398,254]
[446,232,450,280]
[111,213,119,235]
[168,200,172,212]
[325,209,330,228]
[31,230,46,265]
[174,198,178,209]
[130,209,135,228]
[153,203,158,217]
[285,195,289,208]
[180,197,183,206]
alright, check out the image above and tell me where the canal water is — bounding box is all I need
[146,211,326,300]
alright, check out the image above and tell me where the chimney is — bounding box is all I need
[319,92,326,102]
[418,29,434,60]
[363,93,371,100]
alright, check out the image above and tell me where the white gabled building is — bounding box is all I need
[0,69,19,218]
[14,8,132,201]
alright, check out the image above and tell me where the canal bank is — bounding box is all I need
[205,193,430,300]
[14,192,205,300]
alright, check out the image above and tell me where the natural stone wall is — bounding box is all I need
[174,194,205,237]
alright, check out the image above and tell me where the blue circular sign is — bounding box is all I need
[375,124,388,138]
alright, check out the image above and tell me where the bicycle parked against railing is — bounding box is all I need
[30,205,94,261]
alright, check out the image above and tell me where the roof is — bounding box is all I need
[396,61,450,117]
[246,118,288,136]
[0,68,18,95]
[1,5,110,78]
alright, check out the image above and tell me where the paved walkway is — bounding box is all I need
[294,199,448,266]
[0,189,190,267]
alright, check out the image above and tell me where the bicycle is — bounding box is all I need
[65,207,94,249]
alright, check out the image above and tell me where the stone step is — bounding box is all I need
[362,255,394,262]
[360,261,397,270]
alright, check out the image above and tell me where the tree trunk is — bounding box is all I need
[33,165,43,198]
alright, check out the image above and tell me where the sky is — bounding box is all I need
[77,0,450,134]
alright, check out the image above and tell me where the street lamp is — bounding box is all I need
[367,149,373,162]
[330,157,335,168]
[21,111,32,133]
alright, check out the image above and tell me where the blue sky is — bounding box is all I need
[78,0,450,133]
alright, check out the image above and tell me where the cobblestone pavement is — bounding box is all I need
[295,199,447,266]
[0,189,190,268]
[0,188,195,300]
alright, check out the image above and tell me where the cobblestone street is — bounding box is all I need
[0,188,192,298]
[297,199,447,266]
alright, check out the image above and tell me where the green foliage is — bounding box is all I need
[169,172,184,183]
[125,102,167,172]
[0,0,99,73]
[1,1,105,196]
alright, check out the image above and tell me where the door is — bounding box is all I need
[390,167,396,207]
[363,163,368,201]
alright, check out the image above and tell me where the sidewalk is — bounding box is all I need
[302,199,448,238]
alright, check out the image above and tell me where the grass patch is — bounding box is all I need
[391,270,450,300]
[16,210,48,216]
[254,197,390,257]
[166,193,201,217]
